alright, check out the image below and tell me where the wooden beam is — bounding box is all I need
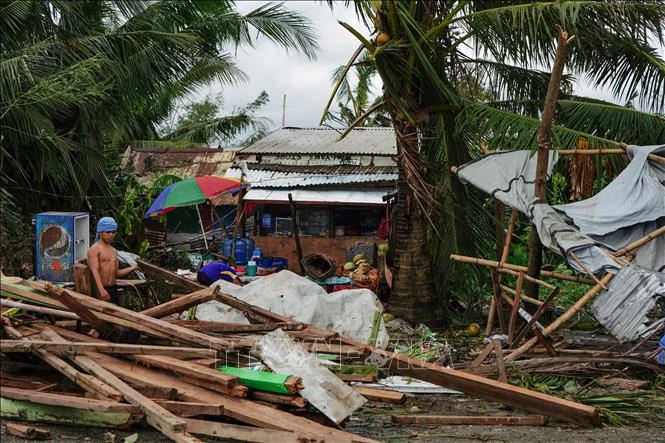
[130,355,240,387]
[41,283,248,351]
[43,284,115,336]
[352,387,406,404]
[391,415,546,426]
[137,260,204,292]
[140,287,218,319]
[493,339,508,383]
[339,337,601,427]
[0,340,217,359]
[510,286,559,348]
[185,418,315,443]
[2,326,123,402]
[156,401,224,418]
[0,387,140,413]
[248,391,307,408]
[0,298,79,319]
[167,320,305,333]
[81,352,378,442]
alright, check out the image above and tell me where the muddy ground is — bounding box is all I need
[3,392,664,443]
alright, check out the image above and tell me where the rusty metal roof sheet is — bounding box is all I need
[121,147,235,185]
[239,127,396,155]
[224,166,397,188]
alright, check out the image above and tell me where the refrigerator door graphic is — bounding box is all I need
[35,212,89,282]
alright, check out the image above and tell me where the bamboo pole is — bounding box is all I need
[612,225,665,257]
[450,254,595,285]
[506,273,612,362]
[0,298,79,319]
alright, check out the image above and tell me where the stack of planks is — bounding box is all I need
[1,261,603,442]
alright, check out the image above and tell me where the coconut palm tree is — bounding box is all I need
[323,1,665,324]
[0,0,318,236]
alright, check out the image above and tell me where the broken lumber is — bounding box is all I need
[83,352,377,442]
[43,284,115,336]
[140,287,218,319]
[41,283,248,350]
[157,401,224,418]
[1,398,142,429]
[3,326,123,402]
[0,387,139,414]
[248,391,307,408]
[391,415,546,426]
[131,355,240,387]
[185,418,317,443]
[137,260,204,292]
[340,336,601,427]
[0,340,217,359]
[0,298,79,320]
[3,421,52,440]
[167,320,305,333]
[352,387,406,404]
[218,366,300,394]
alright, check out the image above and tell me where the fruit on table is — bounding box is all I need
[343,262,356,271]
[352,254,366,264]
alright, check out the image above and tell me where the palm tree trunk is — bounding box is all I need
[389,119,441,325]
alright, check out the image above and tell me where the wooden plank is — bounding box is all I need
[167,320,305,333]
[4,421,52,440]
[493,339,508,383]
[1,398,143,429]
[391,415,546,426]
[179,376,248,398]
[130,355,239,387]
[532,327,558,357]
[73,262,93,296]
[352,387,406,404]
[336,374,378,383]
[137,260,204,292]
[0,298,79,319]
[140,287,218,319]
[40,282,249,351]
[468,342,494,369]
[3,326,124,402]
[157,401,224,418]
[0,340,217,359]
[84,352,377,442]
[248,391,307,408]
[0,387,140,413]
[186,418,315,443]
[1,282,67,309]
[70,355,200,442]
[339,337,601,427]
[43,284,114,336]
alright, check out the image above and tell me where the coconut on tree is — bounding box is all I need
[323,1,665,325]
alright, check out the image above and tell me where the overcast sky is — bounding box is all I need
[207,1,364,131]
[198,1,648,136]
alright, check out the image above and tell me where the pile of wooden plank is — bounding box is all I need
[1,261,604,442]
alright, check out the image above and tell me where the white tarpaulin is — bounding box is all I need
[195,270,389,348]
[457,145,665,274]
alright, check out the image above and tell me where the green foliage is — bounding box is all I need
[514,373,580,395]
[1,0,318,230]
[578,392,665,426]
[325,0,665,323]
[161,91,272,145]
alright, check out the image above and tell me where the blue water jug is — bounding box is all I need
[221,234,233,258]
[234,236,249,266]
[244,236,255,261]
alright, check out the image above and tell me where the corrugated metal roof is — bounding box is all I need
[591,265,665,341]
[224,167,397,188]
[121,147,235,185]
[239,127,396,155]
[243,189,389,205]
[241,163,397,174]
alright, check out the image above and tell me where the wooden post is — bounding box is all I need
[230,171,245,264]
[288,193,305,275]
[526,28,574,299]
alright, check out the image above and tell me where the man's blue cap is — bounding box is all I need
[96,217,118,241]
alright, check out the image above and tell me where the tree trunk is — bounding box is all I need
[389,119,441,325]
[526,29,573,298]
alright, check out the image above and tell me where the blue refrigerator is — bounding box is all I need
[35,212,90,282]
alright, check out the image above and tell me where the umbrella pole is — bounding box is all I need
[196,204,209,251]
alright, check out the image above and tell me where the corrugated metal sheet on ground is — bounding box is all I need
[239,127,396,155]
[243,189,389,205]
[591,265,665,342]
[225,167,397,188]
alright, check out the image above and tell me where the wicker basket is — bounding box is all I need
[302,253,337,279]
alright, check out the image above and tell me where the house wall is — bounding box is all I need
[252,235,384,273]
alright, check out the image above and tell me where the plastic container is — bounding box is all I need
[221,235,254,266]
[246,260,257,277]
[251,247,263,260]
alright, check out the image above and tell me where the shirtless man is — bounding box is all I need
[87,217,137,304]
